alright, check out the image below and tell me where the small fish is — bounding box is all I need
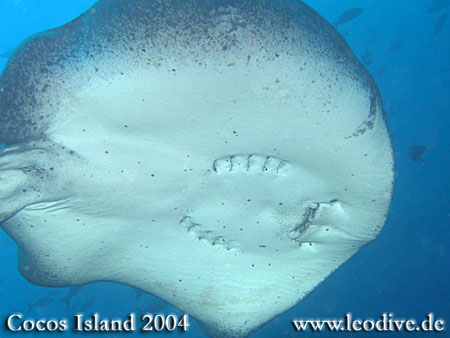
[26,296,55,312]
[334,8,363,27]
[387,42,403,54]
[79,296,97,312]
[428,0,450,13]
[404,223,415,241]
[58,286,84,309]
[433,13,448,35]
[408,145,427,162]
[361,47,373,66]
[376,65,389,77]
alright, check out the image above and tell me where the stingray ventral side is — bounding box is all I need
[0,0,394,337]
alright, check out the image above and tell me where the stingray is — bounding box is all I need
[428,0,450,13]
[361,47,374,66]
[333,8,364,27]
[433,13,448,36]
[408,145,427,162]
[0,0,394,337]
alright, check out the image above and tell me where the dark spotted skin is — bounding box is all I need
[0,0,383,146]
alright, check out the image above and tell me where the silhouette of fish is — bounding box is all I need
[334,8,363,26]
[361,47,373,66]
[26,296,55,312]
[404,222,415,242]
[433,13,448,35]
[408,145,427,162]
[428,0,450,13]
[58,286,83,309]
[387,42,403,54]
[79,296,97,312]
[377,65,389,77]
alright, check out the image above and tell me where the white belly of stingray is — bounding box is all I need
[0,1,394,337]
[3,62,392,337]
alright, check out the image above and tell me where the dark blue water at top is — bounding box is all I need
[0,0,448,337]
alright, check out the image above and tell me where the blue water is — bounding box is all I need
[0,0,448,337]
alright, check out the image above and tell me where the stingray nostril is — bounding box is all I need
[289,202,320,243]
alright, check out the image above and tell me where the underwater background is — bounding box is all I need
[0,0,448,337]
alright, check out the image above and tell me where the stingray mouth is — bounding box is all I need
[179,201,323,251]
[180,216,239,251]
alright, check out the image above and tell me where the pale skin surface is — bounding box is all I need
[0,1,394,337]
